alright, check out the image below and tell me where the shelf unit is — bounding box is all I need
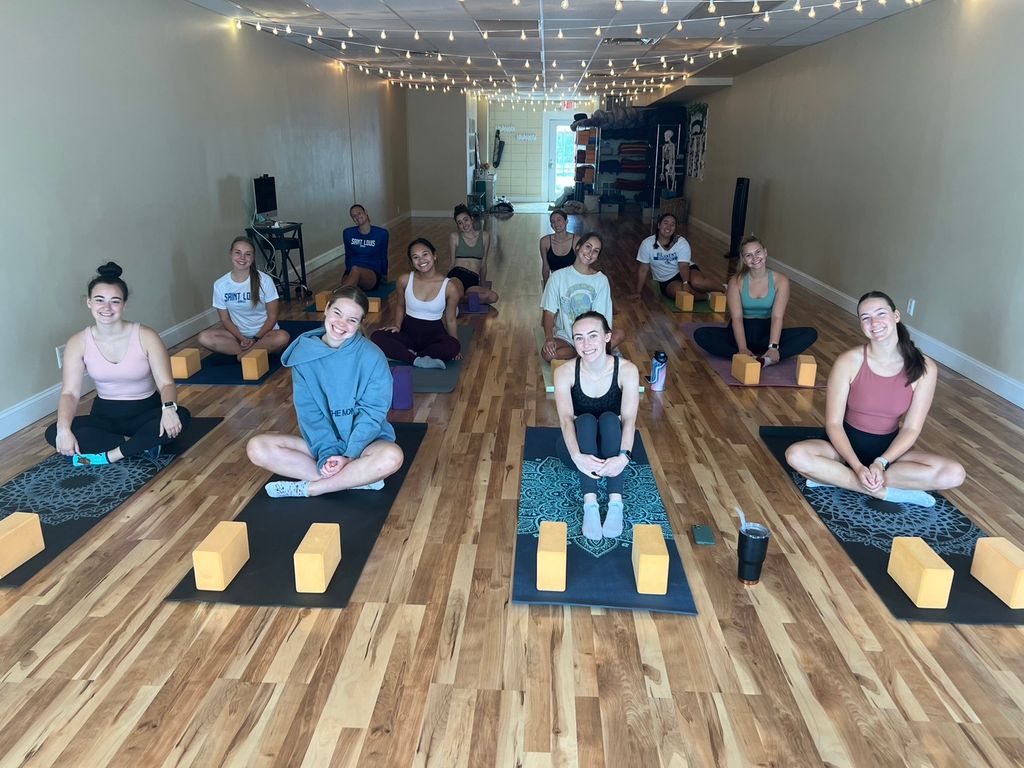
[573,126,599,202]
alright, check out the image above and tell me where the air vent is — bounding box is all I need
[478,20,539,38]
[602,37,655,46]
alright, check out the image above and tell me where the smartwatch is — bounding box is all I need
[874,456,890,470]
[162,401,178,412]
[619,449,633,461]
[767,342,780,350]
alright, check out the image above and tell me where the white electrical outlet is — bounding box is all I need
[906,298,916,316]
[56,344,65,369]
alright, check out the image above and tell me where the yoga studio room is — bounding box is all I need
[3,0,1023,765]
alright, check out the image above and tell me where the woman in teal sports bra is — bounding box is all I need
[447,204,499,306]
[693,235,817,365]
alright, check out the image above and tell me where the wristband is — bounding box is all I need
[619,449,632,461]
[874,456,890,470]
[162,401,178,412]
[768,343,780,350]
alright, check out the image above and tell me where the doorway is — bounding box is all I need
[545,119,574,203]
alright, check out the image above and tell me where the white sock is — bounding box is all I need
[351,479,385,491]
[265,480,310,498]
[413,356,446,369]
[805,478,832,489]
[884,487,936,507]
[582,502,603,541]
[602,499,624,538]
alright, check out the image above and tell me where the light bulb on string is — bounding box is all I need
[857,0,864,10]
[719,16,726,27]
[732,47,737,54]
[552,59,557,67]
[808,5,816,17]
[676,20,684,31]
[525,60,531,68]
[614,0,623,10]
[348,28,354,37]
[558,29,564,39]
[752,1,760,11]
[833,0,841,6]
[631,58,637,66]
[307,35,312,44]
[708,0,717,12]
[521,29,527,40]
[467,56,472,64]
[661,1,668,14]
[793,0,801,10]
[437,52,442,60]
[255,21,262,30]
[414,30,420,40]
[596,26,602,35]
[317,26,323,36]
[483,30,489,39]
[636,23,643,34]
[497,58,503,66]
[285,24,291,34]
[449,30,455,41]
[381,30,386,39]
[272,27,278,35]
[561,0,569,8]
[341,41,346,49]
[374,45,380,53]
[764,11,770,21]
[235,18,241,29]
[406,50,411,59]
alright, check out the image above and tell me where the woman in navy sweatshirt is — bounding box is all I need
[246,285,403,497]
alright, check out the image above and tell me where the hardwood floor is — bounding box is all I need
[1,211,1023,767]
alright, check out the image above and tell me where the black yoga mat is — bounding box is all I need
[760,425,1021,624]
[0,417,223,587]
[165,422,427,608]
[176,320,322,386]
[512,427,697,615]
[388,324,475,394]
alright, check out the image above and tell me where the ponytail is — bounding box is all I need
[895,321,926,384]
[858,290,926,385]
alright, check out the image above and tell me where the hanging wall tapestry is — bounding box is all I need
[686,103,708,181]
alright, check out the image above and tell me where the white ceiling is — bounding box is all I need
[186,0,933,104]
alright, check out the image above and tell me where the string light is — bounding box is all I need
[348,28,354,38]
[272,27,278,35]
[552,59,557,67]
[414,30,420,40]
[406,50,411,59]
[719,16,726,27]
[437,52,442,60]
[483,30,489,39]
[317,26,323,36]
[708,0,717,12]
[307,35,312,44]
[764,11,770,22]
[497,58,502,66]
[676,20,684,31]
[793,0,801,10]
[285,24,291,34]
[857,0,864,10]
[466,56,472,64]
[661,1,668,13]
[752,1,761,11]
[521,29,527,40]
[235,18,241,29]
[808,5,816,18]
[833,0,841,6]
[561,0,569,8]
[341,41,346,49]
[595,26,602,35]
[558,28,564,39]
[374,44,380,53]
[635,23,642,34]
[448,30,454,41]
[525,59,531,68]
[380,30,386,39]
[255,21,261,31]
[614,0,623,10]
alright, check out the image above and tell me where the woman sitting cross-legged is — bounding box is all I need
[785,291,965,507]
[46,262,191,466]
[693,235,817,365]
[197,235,291,359]
[448,204,499,305]
[246,286,404,497]
[554,312,640,541]
[540,232,626,362]
[370,238,462,369]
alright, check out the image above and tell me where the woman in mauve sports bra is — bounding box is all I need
[553,311,640,542]
[786,291,964,507]
[539,208,579,286]
[447,204,499,306]
[46,262,191,466]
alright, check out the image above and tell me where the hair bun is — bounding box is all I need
[96,261,123,280]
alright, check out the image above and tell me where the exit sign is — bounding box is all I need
[562,101,576,111]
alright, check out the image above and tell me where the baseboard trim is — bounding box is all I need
[769,257,1024,409]
[410,210,457,218]
[688,216,730,244]
[305,244,343,275]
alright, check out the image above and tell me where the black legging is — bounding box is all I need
[557,411,624,495]
[692,317,817,360]
[45,391,192,458]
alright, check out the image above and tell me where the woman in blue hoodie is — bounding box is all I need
[246,285,404,497]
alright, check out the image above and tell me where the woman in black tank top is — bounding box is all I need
[539,208,578,286]
[553,312,640,542]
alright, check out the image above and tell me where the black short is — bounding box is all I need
[657,263,701,299]
[842,422,897,467]
[447,266,480,291]
[344,267,382,292]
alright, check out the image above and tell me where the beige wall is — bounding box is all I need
[685,0,1023,384]
[488,104,545,200]
[0,0,408,418]
[406,90,469,213]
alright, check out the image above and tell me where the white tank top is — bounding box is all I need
[404,272,449,321]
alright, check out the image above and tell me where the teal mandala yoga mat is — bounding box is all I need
[512,427,697,615]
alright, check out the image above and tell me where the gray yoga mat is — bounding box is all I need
[388,324,475,394]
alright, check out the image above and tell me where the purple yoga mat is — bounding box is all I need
[682,322,826,389]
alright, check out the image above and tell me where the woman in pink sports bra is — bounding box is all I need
[786,291,964,507]
[45,262,191,466]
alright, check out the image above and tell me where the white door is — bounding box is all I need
[546,119,575,202]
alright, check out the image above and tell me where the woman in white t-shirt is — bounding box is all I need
[198,236,291,358]
[632,213,723,302]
